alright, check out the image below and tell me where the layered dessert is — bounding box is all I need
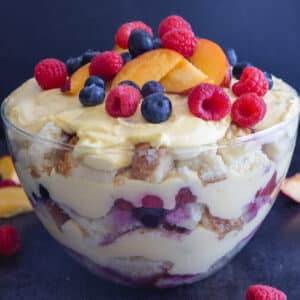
[2,15,299,287]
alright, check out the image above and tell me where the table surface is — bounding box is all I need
[1,140,300,300]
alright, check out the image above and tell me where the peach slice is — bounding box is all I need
[281,174,300,203]
[111,49,184,88]
[0,187,32,218]
[190,38,228,85]
[63,63,90,95]
[160,59,208,93]
[113,44,127,53]
[0,156,19,184]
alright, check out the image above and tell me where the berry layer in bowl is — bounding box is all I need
[2,15,300,287]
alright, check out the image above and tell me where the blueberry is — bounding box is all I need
[153,37,162,49]
[264,72,273,89]
[141,93,172,123]
[119,80,140,91]
[84,76,105,89]
[79,85,105,107]
[128,29,153,57]
[120,52,132,64]
[134,208,166,228]
[39,184,49,199]
[65,56,83,75]
[82,49,100,64]
[226,48,238,66]
[141,80,164,98]
[232,61,253,79]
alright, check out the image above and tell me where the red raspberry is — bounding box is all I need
[0,179,19,188]
[231,93,266,128]
[188,83,231,121]
[142,195,163,208]
[89,51,123,81]
[34,58,67,90]
[115,21,153,49]
[232,66,268,97]
[161,29,197,58]
[105,85,141,118]
[158,15,192,38]
[115,199,133,210]
[246,284,287,300]
[0,225,21,256]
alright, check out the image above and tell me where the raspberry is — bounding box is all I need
[34,58,67,90]
[89,51,123,81]
[231,93,266,128]
[232,66,268,97]
[161,29,197,58]
[246,284,287,300]
[188,83,231,121]
[158,15,192,38]
[0,225,21,256]
[115,21,153,49]
[115,199,132,210]
[142,195,163,208]
[0,179,19,188]
[105,85,141,118]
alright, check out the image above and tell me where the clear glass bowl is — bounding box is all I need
[1,97,299,288]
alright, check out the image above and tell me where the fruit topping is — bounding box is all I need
[90,51,123,81]
[84,76,105,89]
[141,93,172,123]
[0,156,19,183]
[82,49,100,65]
[220,60,232,88]
[153,38,162,49]
[232,61,253,79]
[115,21,153,49]
[161,29,197,58]
[232,66,269,97]
[120,52,132,64]
[106,85,141,118]
[175,188,197,206]
[226,48,238,66]
[281,173,300,203]
[128,29,154,57]
[141,80,164,97]
[34,58,67,90]
[264,71,273,89]
[119,80,140,91]
[188,83,231,121]
[142,195,163,208]
[158,15,192,38]
[62,63,90,95]
[0,225,21,256]
[231,93,266,128]
[65,56,83,75]
[190,38,228,85]
[111,49,183,88]
[134,207,166,228]
[246,284,287,300]
[79,84,105,107]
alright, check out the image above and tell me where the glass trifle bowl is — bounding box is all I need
[1,75,299,287]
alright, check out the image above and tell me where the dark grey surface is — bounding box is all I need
[0,139,300,300]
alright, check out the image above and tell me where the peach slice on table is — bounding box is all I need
[190,38,228,85]
[0,156,19,184]
[281,174,300,203]
[160,59,208,93]
[111,49,184,88]
[62,63,90,95]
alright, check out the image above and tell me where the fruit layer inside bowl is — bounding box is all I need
[3,15,299,287]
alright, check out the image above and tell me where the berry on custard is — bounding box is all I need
[89,51,123,81]
[128,29,154,57]
[84,76,105,89]
[232,61,253,79]
[115,21,153,49]
[34,58,67,90]
[81,49,100,65]
[142,195,163,209]
[141,93,172,123]
[141,80,164,98]
[158,15,192,38]
[152,37,162,49]
[65,56,83,75]
[120,52,132,64]
[188,83,231,121]
[231,93,266,128]
[79,84,105,107]
[106,85,141,118]
[161,28,197,58]
[119,80,140,91]
[246,284,287,300]
[0,225,21,256]
[232,66,269,97]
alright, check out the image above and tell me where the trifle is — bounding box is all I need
[2,15,299,287]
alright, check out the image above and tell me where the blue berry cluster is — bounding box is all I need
[79,76,105,106]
